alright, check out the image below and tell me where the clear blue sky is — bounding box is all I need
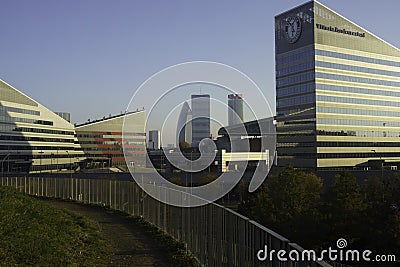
[1,0,399,124]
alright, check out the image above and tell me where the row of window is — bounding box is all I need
[317,95,400,108]
[277,82,315,98]
[278,141,400,148]
[277,142,314,148]
[277,71,315,88]
[315,49,400,68]
[316,61,400,78]
[317,130,400,138]
[276,104,315,117]
[76,133,146,139]
[317,118,400,127]
[276,61,315,77]
[32,153,83,159]
[0,145,79,151]
[79,141,145,145]
[30,164,74,172]
[316,72,400,88]
[14,127,75,136]
[279,152,400,159]
[317,152,400,159]
[277,94,315,107]
[82,147,126,151]
[317,106,400,118]
[0,116,53,126]
[0,105,40,116]
[0,135,75,143]
[317,84,400,98]
[318,142,400,147]
[84,153,138,158]
[276,49,315,65]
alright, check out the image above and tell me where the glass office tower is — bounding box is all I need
[191,94,210,147]
[276,1,400,169]
[228,94,244,126]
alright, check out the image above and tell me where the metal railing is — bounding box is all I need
[1,176,336,267]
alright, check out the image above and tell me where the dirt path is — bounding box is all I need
[43,199,170,267]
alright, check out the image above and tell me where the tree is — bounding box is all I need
[179,141,191,149]
[239,166,323,248]
[323,171,366,247]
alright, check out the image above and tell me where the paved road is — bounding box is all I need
[43,199,170,267]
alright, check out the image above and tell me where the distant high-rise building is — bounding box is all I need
[228,94,244,126]
[177,101,192,146]
[55,112,71,122]
[191,94,210,147]
[148,130,160,150]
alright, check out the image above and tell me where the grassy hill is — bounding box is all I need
[0,186,110,266]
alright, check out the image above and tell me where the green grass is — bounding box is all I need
[0,186,110,266]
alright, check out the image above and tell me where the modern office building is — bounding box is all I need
[75,111,146,170]
[147,130,160,150]
[177,101,192,146]
[276,1,400,169]
[228,94,244,126]
[191,94,210,147]
[0,79,84,173]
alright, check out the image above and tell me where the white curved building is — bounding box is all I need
[0,79,84,173]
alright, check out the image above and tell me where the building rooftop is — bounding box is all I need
[75,109,145,127]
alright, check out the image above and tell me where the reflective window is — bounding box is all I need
[276,61,315,77]
[0,116,53,125]
[276,50,315,65]
[316,61,400,77]
[277,82,315,97]
[317,106,400,118]
[0,105,40,116]
[316,72,400,87]
[317,95,400,108]
[317,84,400,98]
[315,49,400,67]
[278,93,315,107]
[277,71,315,88]
[317,129,400,138]
[317,118,400,127]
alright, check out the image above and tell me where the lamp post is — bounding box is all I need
[1,153,11,178]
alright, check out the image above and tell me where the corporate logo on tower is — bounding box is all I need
[284,16,302,43]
